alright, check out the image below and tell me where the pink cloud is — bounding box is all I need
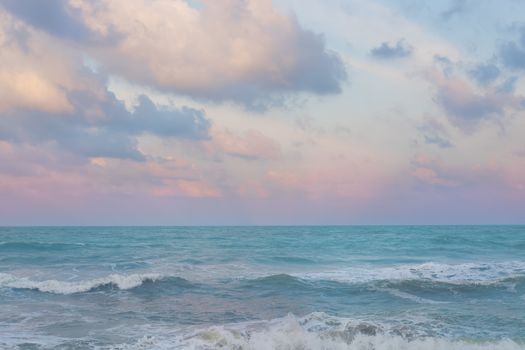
[425,66,523,132]
[213,129,281,160]
[152,179,221,198]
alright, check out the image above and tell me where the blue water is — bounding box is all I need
[1,226,525,349]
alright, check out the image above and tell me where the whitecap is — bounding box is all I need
[294,261,525,285]
[107,313,525,350]
[0,272,163,294]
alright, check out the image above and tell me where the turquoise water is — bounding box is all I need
[1,226,525,349]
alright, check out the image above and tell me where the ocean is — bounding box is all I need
[1,226,524,349]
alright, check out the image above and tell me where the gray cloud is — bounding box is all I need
[434,55,455,77]
[441,0,468,20]
[500,26,525,70]
[434,83,522,132]
[0,0,119,44]
[496,76,518,93]
[370,39,412,59]
[0,90,211,161]
[100,94,211,140]
[417,118,453,148]
[469,63,500,85]
[428,53,524,132]
[436,89,501,129]
[500,42,525,70]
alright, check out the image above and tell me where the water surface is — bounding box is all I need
[1,226,524,349]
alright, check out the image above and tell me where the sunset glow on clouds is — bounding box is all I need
[0,0,524,224]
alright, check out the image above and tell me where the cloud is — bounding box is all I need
[213,129,281,160]
[500,26,525,70]
[426,64,524,132]
[4,0,346,108]
[411,154,457,187]
[515,147,525,158]
[0,90,211,161]
[417,118,453,148]
[0,0,97,42]
[370,39,412,59]
[0,147,223,202]
[0,11,81,114]
[469,63,500,85]
[500,42,525,70]
[111,95,211,139]
[441,0,468,20]
[0,12,211,161]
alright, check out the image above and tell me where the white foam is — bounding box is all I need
[0,272,162,294]
[294,261,525,285]
[108,313,525,350]
[375,287,447,304]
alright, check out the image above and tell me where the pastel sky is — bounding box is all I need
[1,0,524,225]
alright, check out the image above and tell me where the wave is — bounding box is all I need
[0,273,191,294]
[109,313,525,350]
[2,260,524,296]
[293,261,525,286]
[238,261,525,294]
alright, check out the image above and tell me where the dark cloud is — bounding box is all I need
[0,91,211,161]
[469,63,500,85]
[370,39,412,59]
[441,0,468,20]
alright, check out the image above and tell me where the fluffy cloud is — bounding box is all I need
[370,39,412,59]
[0,0,103,42]
[0,10,211,161]
[0,11,82,114]
[2,0,346,108]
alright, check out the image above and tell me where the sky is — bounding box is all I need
[0,0,524,225]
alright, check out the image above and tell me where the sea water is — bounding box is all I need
[1,226,524,349]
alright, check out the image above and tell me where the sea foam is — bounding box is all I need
[0,272,164,294]
[109,313,525,350]
[294,261,525,285]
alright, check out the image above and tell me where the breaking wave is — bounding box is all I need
[108,313,525,350]
[0,273,191,294]
[293,261,525,285]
